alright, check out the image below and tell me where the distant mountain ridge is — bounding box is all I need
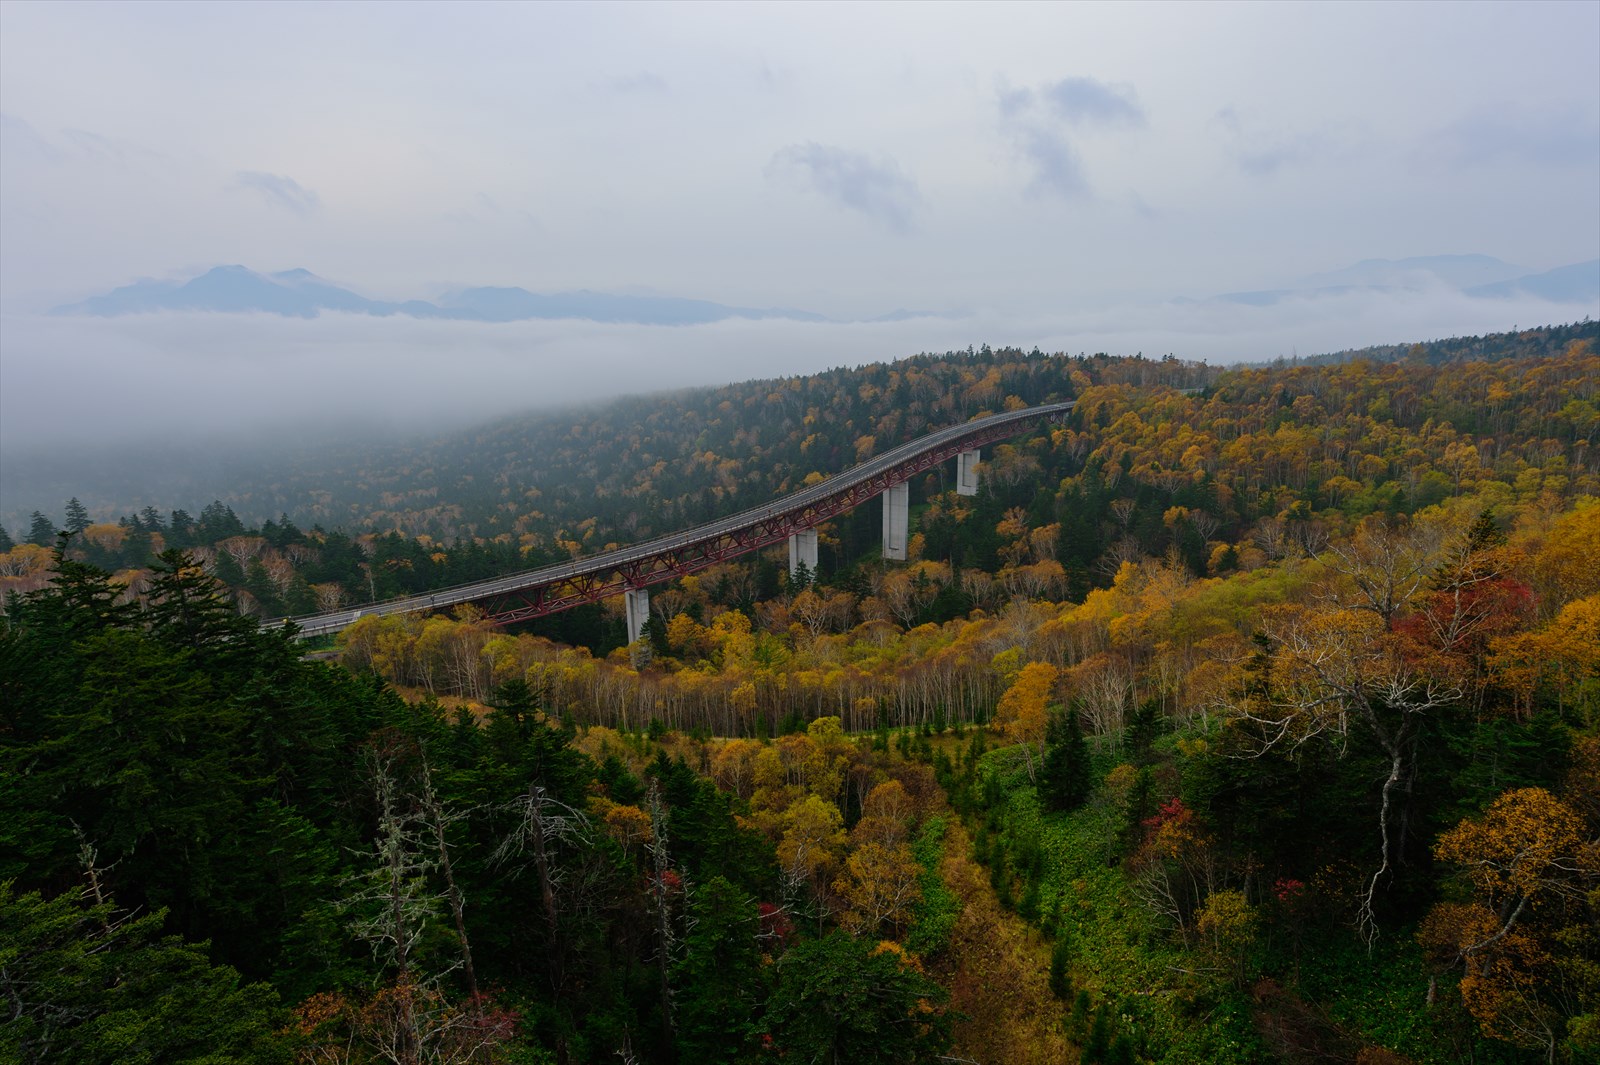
[1464,260,1600,303]
[1297,254,1526,290]
[50,255,1600,325]
[52,266,845,325]
[1208,254,1599,309]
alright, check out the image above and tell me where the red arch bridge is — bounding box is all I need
[276,400,1076,642]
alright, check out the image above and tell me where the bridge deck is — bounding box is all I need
[278,400,1075,639]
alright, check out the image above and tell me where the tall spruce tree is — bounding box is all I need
[673,876,763,1064]
[27,511,55,546]
[167,509,196,548]
[1041,707,1093,812]
[198,500,245,541]
[63,498,90,535]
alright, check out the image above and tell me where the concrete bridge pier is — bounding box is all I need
[625,587,650,645]
[788,528,818,580]
[882,482,909,561]
[956,448,980,496]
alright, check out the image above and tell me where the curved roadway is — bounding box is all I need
[279,400,1076,639]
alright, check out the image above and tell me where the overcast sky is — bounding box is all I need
[2,0,1598,473]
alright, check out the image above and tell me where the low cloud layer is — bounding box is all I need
[3,282,1591,511]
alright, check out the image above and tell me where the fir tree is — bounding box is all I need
[766,931,953,1063]
[198,500,245,541]
[119,519,153,569]
[1041,707,1093,812]
[245,557,283,617]
[167,509,196,548]
[1082,1007,1113,1063]
[673,876,763,1064]
[284,573,318,616]
[1126,696,1164,765]
[213,548,245,590]
[1049,934,1073,999]
[27,511,55,546]
[63,497,90,535]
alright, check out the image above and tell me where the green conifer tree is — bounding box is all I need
[27,511,55,546]
[213,548,245,590]
[245,557,283,616]
[766,931,953,1063]
[284,573,318,616]
[0,882,288,1065]
[1049,934,1073,999]
[1041,707,1093,812]
[674,876,762,1064]
[63,497,90,535]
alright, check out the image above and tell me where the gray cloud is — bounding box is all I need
[0,112,60,163]
[997,86,1035,121]
[1041,77,1145,127]
[998,76,1146,199]
[234,171,320,215]
[1017,129,1088,199]
[61,127,135,162]
[3,116,162,168]
[766,143,920,232]
[606,71,668,95]
[1428,108,1600,169]
[1213,106,1325,176]
[4,278,1595,524]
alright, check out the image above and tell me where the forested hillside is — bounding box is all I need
[4,322,1595,625]
[1,555,962,1063]
[3,325,1598,1063]
[1304,320,1595,367]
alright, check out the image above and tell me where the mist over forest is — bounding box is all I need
[4,291,1595,533]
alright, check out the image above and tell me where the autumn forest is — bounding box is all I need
[3,322,1598,1065]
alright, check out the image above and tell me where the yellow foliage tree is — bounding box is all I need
[602,803,653,856]
[1434,788,1590,917]
[834,842,923,937]
[1195,888,1257,986]
[994,661,1058,781]
[1422,787,1600,1058]
[711,738,763,800]
[1489,594,1600,717]
[853,780,914,848]
[1529,499,1600,613]
[778,794,847,903]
